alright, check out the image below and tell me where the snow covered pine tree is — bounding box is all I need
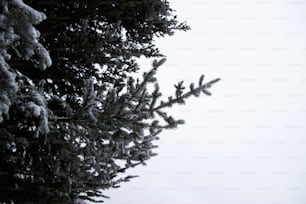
[0,0,219,203]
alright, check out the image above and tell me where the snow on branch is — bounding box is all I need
[1,0,52,69]
[47,58,219,202]
[0,0,50,123]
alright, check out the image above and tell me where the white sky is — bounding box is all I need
[104,0,306,203]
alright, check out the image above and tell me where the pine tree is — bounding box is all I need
[0,0,52,202]
[12,0,190,109]
[0,0,220,203]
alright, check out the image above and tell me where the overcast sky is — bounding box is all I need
[104,1,306,203]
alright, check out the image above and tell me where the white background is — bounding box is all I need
[104,0,306,203]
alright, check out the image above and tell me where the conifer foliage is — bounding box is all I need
[0,0,219,203]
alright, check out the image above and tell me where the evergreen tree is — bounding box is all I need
[12,0,190,109]
[0,0,220,203]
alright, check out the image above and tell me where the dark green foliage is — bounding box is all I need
[0,0,219,203]
[12,0,189,108]
[1,59,219,203]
